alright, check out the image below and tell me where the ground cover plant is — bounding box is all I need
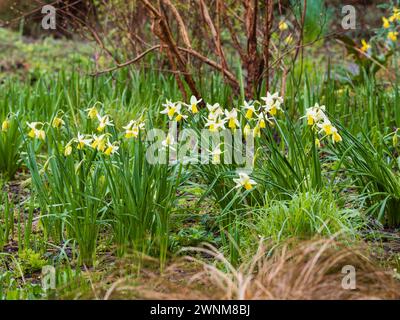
[1,0,400,301]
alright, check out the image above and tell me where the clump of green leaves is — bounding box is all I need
[0,114,22,180]
[255,191,364,242]
[18,249,47,273]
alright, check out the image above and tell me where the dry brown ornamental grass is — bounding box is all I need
[77,238,400,300]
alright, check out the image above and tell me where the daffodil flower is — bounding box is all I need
[261,92,283,116]
[64,144,73,157]
[91,134,107,152]
[256,112,270,128]
[243,101,256,119]
[224,108,240,130]
[162,133,175,149]
[2,119,10,132]
[205,117,226,132]
[285,34,293,45]
[304,103,326,126]
[52,117,64,129]
[86,106,98,120]
[318,118,335,136]
[123,120,145,139]
[160,100,177,120]
[331,128,342,143]
[27,122,46,141]
[96,114,114,132]
[388,31,398,42]
[389,7,400,22]
[279,20,288,31]
[27,122,39,137]
[383,17,390,29]
[244,124,252,138]
[234,172,257,191]
[76,133,92,150]
[207,103,224,120]
[210,145,223,164]
[174,103,188,122]
[360,39,370,53]
[104,141,119,156]
[264,102,282,116]
[188,95,202,114]
[261,92,280,105]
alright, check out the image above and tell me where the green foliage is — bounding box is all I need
[255,191,364,242]
[18,249,47,273]
[0,113,22,180]
[291,0,332,44]
[105,133,184,268]
[0,186,14,251]
[335,35,393,85]
[333,124,400,227]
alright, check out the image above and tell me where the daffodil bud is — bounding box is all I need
[2,120,10,132]
[52,117,64,129]
[64,145,72,156]
[393,131,398,147]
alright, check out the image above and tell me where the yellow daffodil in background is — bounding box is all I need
[123,120,144,139]
[2,119,10,132]
[331,127,342,143]
[256,112,267,128]
[383,17,390,29]
[234,172,257,191]
[86,106,98,119]
[265,100,282,116]
[244,124,252,138]
[188,95,202,114]
[64,143,73,156]
[285,34,293,45]
[162,133,175,148]
[104,141,119,156]
[205,117,226,132]
[27,122,46,141]
[207,103,224,120]
[393,129,399,147]
[224,108,240,130]
[210,145,223,164]
[91,134,107,152]
[243,101,256,119]
[96,114,113,132]
[27,122,38,138]
[303,102,342,144]
[388,31,398,42]
[174,103,188,122]
[304,103,326,125]
[52,117,64,129]
[279,20,288,31]
[160,100,177,120]
[318,118,335,135]
[76,133,92,150]
[37,130,46,140]
[360,39,370,53]
[261,92,284,116]
[389,7,400,22]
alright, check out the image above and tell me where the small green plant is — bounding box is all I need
[18,249,47,273]
[255,191,364,242]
